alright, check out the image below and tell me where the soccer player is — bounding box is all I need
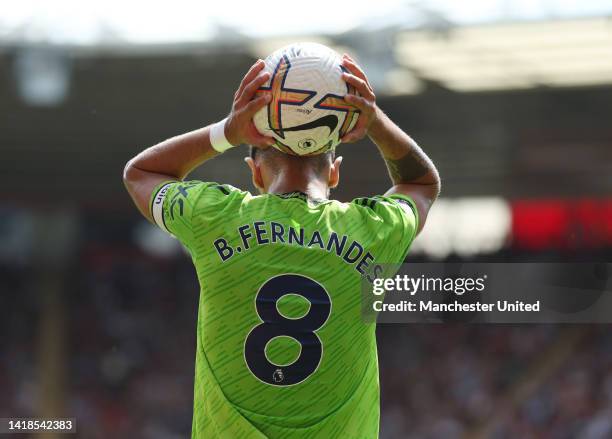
[124,54,440,438]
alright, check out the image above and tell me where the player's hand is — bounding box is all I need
[340,54,380,143]
[225,60,276,148]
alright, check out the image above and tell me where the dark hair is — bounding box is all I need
[249,145,334,161]
[249,146,335,174]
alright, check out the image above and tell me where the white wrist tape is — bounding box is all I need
[210,118,236,153]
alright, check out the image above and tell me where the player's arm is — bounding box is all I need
[367,109,440,235]
[123,59,274,222]
[340,55,440,234]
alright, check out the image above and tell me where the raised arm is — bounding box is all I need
[123,60,274,221]
[340,55,441,234]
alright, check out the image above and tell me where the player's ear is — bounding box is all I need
[244,156,265,193]
[328,156,343,189]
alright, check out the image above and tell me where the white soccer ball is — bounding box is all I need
[253,42,359,156]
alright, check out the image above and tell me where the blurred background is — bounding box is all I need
[1,1,612,438]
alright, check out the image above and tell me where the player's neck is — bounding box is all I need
[267,174,329,200]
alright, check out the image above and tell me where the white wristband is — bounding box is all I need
[210,118,236,153]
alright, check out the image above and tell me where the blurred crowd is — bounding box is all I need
[378,325,612,439]
[1,221,612,439]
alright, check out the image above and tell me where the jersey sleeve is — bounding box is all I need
[350,193,419,263]
[150,180,246,250]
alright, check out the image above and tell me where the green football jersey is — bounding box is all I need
[150,180,418,439]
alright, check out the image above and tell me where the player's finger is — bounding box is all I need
[341,73,375,101]
[238,71,271,107]
[256,138,276,147]
[235,60,265,102]
[343,53,356,64]
[251,133,276,147]
[342,54,365,78]
[243,93,271,116]
[341,121,368,143]
[342,57,372,90]
[246,121,276,147]
[341,111,369,143]
[344,94,373,113]
[237,59,265,96]
[341,125,367,143]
